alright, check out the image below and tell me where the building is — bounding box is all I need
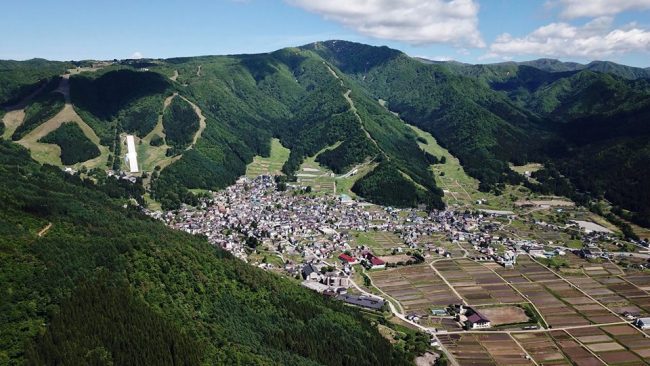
[337,294,385,310]
[301,263,319,281]
[466,310,491,329]
[635,317,650,330]
[124,135,139,173]
[338,253,358,265]
[363,253,386,269]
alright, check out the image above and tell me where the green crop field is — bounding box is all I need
[409,124,533,211]
[246,138,290,178]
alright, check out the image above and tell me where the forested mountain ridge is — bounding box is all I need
[1,40,649,224]
[305,40,650,227]
[0,140,414,365]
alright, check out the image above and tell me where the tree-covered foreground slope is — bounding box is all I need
[0,141,412,365]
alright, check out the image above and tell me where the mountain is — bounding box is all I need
[0,140,416,365]
[426,57,650,80]
[1,40,649,226]
[306,41,650,227]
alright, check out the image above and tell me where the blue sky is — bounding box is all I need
[1,0,649,66]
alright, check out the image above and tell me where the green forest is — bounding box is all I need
[162,97,199,152]
[0,141,414,365]
[307,40,650,226]
[40,122,100,165]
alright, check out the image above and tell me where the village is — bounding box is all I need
[148,173,648,323]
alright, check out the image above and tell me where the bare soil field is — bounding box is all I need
[377,254,415,264]
[433,259,525,305]
[369,264,461,315]
[513,332,569,364]
[477,306,529,326]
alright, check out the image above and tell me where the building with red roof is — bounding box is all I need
[338,253,358,264]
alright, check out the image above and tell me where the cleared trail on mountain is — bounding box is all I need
[17,75,109,168]
[1,81,50,139]
[324,63,387,160]
[177,95,206,150]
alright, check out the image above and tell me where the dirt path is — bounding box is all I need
[429,261,467,306]
[144,93,176,143]
[37,222,52,237]
[17,77,109,168]
[196,65,202,77]
[170,70,179,81]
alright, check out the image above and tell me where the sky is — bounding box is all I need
[1,0,649,67]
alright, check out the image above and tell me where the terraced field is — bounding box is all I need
[245,138,290,178]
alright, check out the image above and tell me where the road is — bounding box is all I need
[347,270,461,366]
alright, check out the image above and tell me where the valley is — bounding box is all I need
[1,39,649,366]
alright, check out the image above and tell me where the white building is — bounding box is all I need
[125,135,139,173]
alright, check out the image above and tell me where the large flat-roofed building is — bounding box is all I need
[125,135,139,173]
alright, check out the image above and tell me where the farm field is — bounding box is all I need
[433,259,526,305]
[438,333,534,366]
[368,264,462,316]
[409,124,532,210]
[245,138,290,178]
[513,332,572,365]
[295,145,338,195]
[294,143,375,197]
[351,230,405,255]
[476,306,530,326]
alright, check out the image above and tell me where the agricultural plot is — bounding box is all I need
[433,259,525,305]
[295,147,337,195]
[565,325,650,365]
[438,333,534,366]
[549,331,605,366]
[351,230,405,255]
[476,306,530,326]
[369,264,461,316]
[245,138,290,178]
[543,280,621,324]
[513,332,571,365]
[409,124,530,210]
[512,281,589,328]
[561,275,649,317]
[601,324,650,363]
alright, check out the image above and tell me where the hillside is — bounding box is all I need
[0,140,413,365]
[306,40,650,228]
[1,40,649,226]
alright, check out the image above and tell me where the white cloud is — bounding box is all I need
[285,0,484,47]
[129,51,143,59]
[485,17,650,59]
[550,0,650,18]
